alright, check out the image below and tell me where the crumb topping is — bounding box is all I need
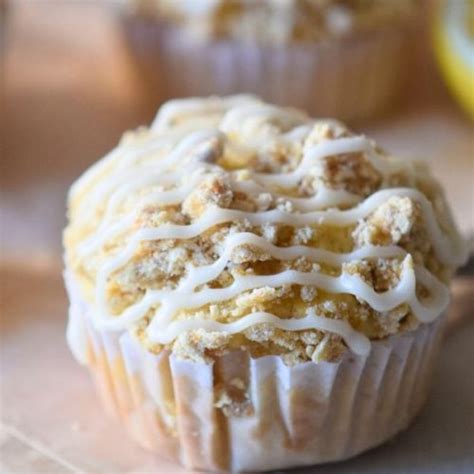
[65,95,465,364]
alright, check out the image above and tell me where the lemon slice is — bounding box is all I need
[433,0,474,119]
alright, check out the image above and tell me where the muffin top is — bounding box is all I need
[64,95,467,364]
[130,0,420,44]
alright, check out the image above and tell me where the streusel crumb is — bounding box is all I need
[65,96,464,363]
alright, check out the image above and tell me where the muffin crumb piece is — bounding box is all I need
[182,174,233,218]
[353,196,419,246]
[309,334,346,362]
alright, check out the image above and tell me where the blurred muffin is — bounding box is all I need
[64,96,467,471]
[122,0,421,122]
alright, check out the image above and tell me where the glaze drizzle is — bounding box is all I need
[66,96,467,357]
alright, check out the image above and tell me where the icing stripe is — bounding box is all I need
[83,187,466,266]
[152,313,371,356]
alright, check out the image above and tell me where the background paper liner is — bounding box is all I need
[67,281,446,472]
[122,16,416,123]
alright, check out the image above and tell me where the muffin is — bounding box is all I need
[122,0,421,122]
[64,95,467,472]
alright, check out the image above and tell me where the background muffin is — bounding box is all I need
[64,96,467,471]
[121,0,422,123]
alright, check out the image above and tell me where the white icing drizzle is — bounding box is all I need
[80,187,466,266]
[67,96,467,358]
[156,313,371,356]
[219,102,307,134]
[93,234,406,326]
[152,94,260,132]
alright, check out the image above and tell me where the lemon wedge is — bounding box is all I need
[433,0,474,119]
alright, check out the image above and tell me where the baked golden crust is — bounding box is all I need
[64,95,465,363]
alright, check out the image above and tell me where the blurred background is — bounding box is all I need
[0,1,473,472]
[1,0,473,269]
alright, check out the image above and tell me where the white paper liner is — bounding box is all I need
[122,16,415,123]
[66,275,446,472]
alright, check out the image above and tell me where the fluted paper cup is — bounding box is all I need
[121,14,416,123]
[66,274,446,472]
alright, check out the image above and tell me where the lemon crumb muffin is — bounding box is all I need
[64,95,467,472]
[123,0,421,122]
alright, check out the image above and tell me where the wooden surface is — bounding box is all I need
[1,2,473,473]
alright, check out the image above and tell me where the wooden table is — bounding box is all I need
[1,2,473,473]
